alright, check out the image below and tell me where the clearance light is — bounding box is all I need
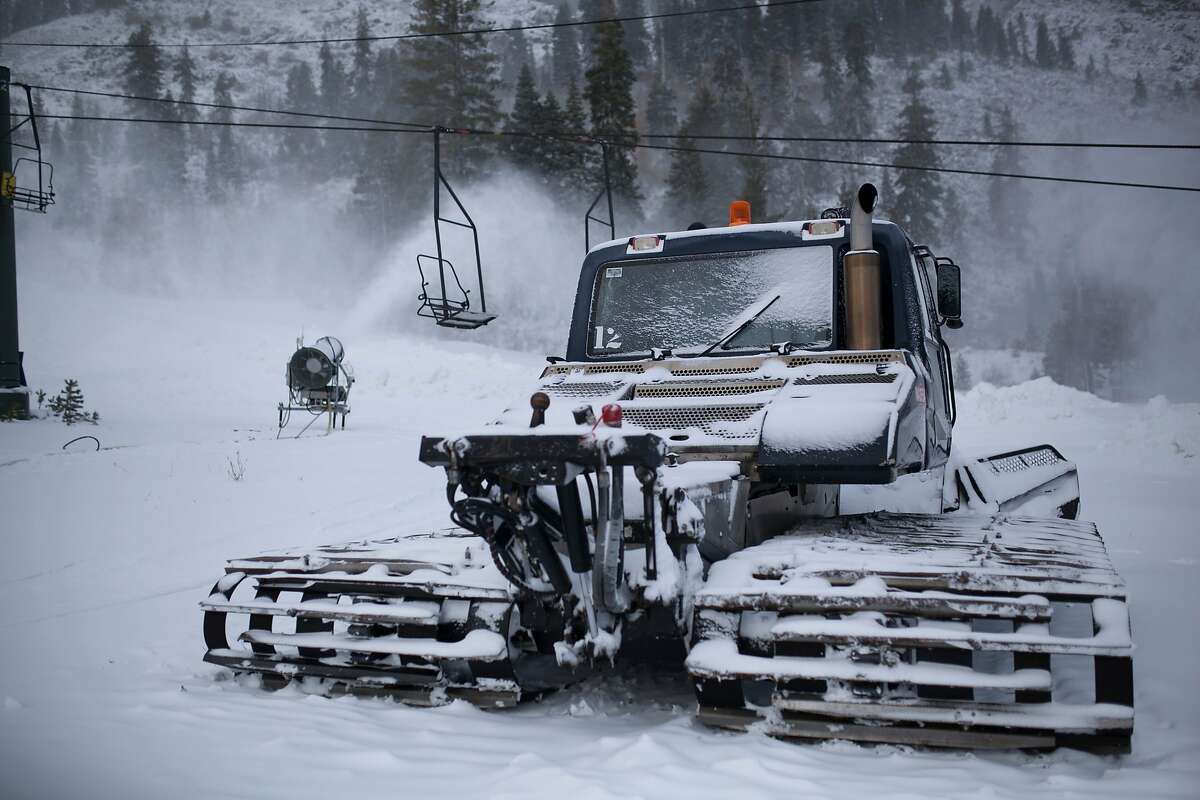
[627,235,665,254]
[600,403,623,427]
[729,200,752,227]
[802,220,844,239]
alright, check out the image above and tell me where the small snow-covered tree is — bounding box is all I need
[49,379,93,425]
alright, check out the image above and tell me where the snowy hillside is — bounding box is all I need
[2,273,1199,799]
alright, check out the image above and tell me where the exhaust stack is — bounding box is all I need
[844,183,881,350]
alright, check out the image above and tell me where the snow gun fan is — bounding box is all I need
[415,128,496,330]
[277,336,354,437]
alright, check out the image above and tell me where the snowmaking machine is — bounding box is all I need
[203,185,1134,752]
[276,336,354,437]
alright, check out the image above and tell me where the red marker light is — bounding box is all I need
[600,403,623,427]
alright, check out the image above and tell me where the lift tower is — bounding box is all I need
[0,66,29,418]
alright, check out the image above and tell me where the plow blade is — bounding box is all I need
[687,513,1134,752]
[201,529,576,707]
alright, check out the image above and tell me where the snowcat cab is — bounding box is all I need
[203,184,1133,753]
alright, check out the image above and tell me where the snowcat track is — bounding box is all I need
[201,531,576,708]
[687,513,1134,753]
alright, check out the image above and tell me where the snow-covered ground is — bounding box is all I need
[1,277,1198,799]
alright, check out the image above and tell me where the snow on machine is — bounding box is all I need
[202,185,1133,751]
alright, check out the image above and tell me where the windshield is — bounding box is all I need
[588,246,834,357]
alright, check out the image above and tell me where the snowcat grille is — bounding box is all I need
[633,379,786,399]
[786,351,905,367]
[542,381,625,399]
[584,363,646,375]
[669,365,761,377]
[792,373,898,386]
[986,446,1064,474]
[621,403,765,438]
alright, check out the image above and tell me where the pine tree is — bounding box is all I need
[562,79,593,192]
[953,352,973,390]
[283,62,319,165]
[1034,18,1057,68]
[988,105,1025,244]
[836,21,875,164]
[616,0,652,73]
[496,24,533,89]
[975,6,995,58]
[549,4,581,93]
[1016,13,1030,62]
[645,73,677,136]
[121,21,166,189]
[400,0,500,179]
[49,379,89,425]
[939,63,954,90]
[891,67,944,240]
[584,18,640,206]
[209,72,241,199]
[123,22,164,100]
[174,45,199,121]
[350,7,373,112]
[505,63,544,171]
[950,0,972,49]
[814,27,841,108]
[1056,30,1076,70]
[319,43,349,114]
[737,104,769,221]
[666,86,713,226]
[842,20,873,89]
[158,89,189,192]
[538,91,576,196]
[1132,72,1149,106]
[656,0,690,84]
[62,96,99,227]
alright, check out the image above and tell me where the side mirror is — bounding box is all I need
[935,258,963,329]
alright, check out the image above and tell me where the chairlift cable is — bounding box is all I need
[28,84,1199,150]
[39,111,1200,194]
[0,0,832,49]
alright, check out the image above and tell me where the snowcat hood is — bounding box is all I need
[462,349,927,485]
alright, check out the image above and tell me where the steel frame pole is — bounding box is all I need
[0,66,30,418]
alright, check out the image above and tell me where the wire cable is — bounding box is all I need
[26,84,434,130]
[39,111,1199,193]
[30,83,1200,151]
[0,0,829,49]
[622,139,1200,193]
[37,113,426,134]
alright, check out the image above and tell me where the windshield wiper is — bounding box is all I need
[697,293,781,357]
